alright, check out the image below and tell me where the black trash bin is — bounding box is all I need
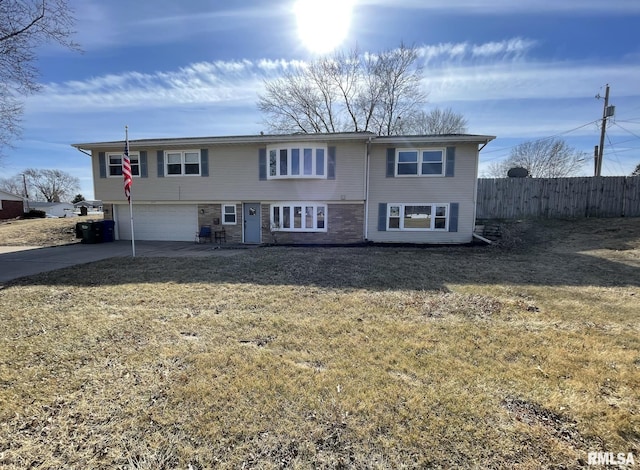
[80,221,103,244]
[102,220,115,242]
[75,222,84,239]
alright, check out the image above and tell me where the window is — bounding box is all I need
[396,148,444,176]
[268,144,327,179]
[271,203,327,232]
[387,203,448,231]
[165,150,201,176]
[107,153,139,177]
[222,204,237,225]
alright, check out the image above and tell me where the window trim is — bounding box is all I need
[107,152,140,178]
[387,203,449,231]
[164,149,201,176]
[222,204,237,225]
[267,144,328,179]
[395,147,445,177]
[270,202,328,232]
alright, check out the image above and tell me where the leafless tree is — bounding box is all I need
[22,168,80,202]
[0,175,26,196]
[401,107,468,135]
[484,138,586,178]
[0,0,79,159]
[258,43,427,136]
[632,163,640,177]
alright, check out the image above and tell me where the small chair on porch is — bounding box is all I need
[214,227,226,243]
[195,225,212,243]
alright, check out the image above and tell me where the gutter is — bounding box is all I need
[75,147,92,157]
[363,136,372,240]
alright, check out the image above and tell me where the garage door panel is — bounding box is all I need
[115,204,197,241]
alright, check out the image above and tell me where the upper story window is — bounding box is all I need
[396,148,445,176]
[268,144,327,179]
[165,150,200,176]
[108,153,139,177]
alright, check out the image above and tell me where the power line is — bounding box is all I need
[481,119,599,159]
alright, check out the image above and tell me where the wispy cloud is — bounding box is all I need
[28,38,639,117]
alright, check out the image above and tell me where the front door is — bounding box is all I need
[243,203,261,244]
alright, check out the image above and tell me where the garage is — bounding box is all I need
[114,204,198,241]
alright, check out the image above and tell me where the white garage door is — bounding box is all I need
[114,204,197,241]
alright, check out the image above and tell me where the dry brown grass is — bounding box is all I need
[0,216,102,247]
[0,217,638,468]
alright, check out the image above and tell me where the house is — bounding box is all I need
[74,200,103,212]
[29,201,76,218]
[72,132,495,244]
[0,190,25,220]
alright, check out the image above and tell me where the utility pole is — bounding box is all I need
[595,84,611,177]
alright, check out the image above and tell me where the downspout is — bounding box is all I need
[472,140,489,230]
[364,137,372,241]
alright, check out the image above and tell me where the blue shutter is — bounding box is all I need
[378,203,387,231]
[157,150,164,177]
[386,148,395,177]
[200,149,209,177]
[328,146,336,180]
[140,151,148,178]
[259,148,267,180]
[99,152,107,178]
[445,147,455,177]
[449,203,459,232]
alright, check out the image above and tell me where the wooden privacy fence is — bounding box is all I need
[476,176,640,219]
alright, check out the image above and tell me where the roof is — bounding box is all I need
[71,132,496,151]
[29,202,74,208]
[0,189,24,201]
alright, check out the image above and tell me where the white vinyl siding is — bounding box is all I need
[368,143,479,244]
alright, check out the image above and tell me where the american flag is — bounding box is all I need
[123,137,132,201]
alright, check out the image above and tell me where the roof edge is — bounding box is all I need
[72,132,496,150]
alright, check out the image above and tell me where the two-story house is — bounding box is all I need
[72,132,494,244]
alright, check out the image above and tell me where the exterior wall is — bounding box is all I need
[366,143,479,244]
[197,203,242,243]
[92,141,366,204]
[0,200,24,219]
[260,203,364,244]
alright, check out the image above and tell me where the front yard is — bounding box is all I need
[0,218,638,468]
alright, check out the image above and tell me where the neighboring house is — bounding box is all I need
[0,190,25,220]
[72,132,495,244]
[29,202,75,218]
[74,200,103,212]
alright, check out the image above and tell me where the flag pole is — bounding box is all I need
[125,125,136,257]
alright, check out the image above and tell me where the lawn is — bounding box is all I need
[0,216,102,247]
[0,218,638,468]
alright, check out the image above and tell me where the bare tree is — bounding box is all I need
[632,163,640,177]
[0,0,79,158]
[485,138,586,178]
[23,168,80,202]
[0,175,26,196]
[258,43,427,136]
[400,107,468,135]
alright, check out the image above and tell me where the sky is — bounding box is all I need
[4,0,640,200]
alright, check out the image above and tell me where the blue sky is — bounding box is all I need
[5,0,640,199]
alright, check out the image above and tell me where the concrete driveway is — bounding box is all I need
[0,241,250,283]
